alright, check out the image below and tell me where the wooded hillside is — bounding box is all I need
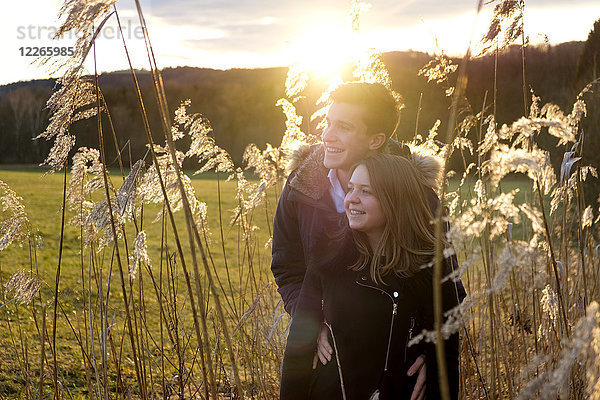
[0,42,592,173]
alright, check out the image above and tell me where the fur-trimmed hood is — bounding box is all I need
[286,144,329,200]
[406,144,443,190]
[285,141,443,200]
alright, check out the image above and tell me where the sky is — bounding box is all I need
[1,0,599,85]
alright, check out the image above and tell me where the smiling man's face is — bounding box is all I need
[321,102,373,173]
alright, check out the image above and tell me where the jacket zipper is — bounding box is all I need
[321,299,347,399]
[356,280,397,372]
[324,322,347,400]
[404,316,416,363]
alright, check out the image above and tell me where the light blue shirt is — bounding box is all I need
[327,169,346,214]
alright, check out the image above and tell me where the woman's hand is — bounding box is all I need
[407,355,426,400]
[312,323,333,369]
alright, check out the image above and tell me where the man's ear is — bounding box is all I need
[368,133,387,151]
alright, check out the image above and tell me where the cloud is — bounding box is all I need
[103,0,600,71]
[184,22,285,53]
[1,0,599,84]
[136,0,599,57]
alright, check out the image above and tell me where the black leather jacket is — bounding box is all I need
[280,233,460,400]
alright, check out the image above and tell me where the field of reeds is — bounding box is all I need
[1,0,600,399]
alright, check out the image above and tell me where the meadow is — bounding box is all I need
[0,167,282,398]
[1,0,600,399]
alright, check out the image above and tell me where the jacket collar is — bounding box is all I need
[288,144,330,201]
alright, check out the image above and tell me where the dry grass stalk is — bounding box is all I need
[2,0,600,399]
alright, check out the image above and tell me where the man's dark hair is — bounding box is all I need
[329,82,400,138]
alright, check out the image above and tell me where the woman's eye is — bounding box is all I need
[362,189,371,195]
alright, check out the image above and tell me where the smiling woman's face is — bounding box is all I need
[344,164,386,245]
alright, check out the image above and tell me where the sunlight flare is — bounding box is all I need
[284,20,366,78]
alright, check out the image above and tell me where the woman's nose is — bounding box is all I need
[346,189,358,203]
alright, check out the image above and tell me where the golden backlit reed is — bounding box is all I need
[0,0,599,399]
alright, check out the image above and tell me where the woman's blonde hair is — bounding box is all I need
[349,154,442,283]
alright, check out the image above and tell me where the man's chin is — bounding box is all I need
[323,155,343,170]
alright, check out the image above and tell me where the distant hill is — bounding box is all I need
[0,42,587,170]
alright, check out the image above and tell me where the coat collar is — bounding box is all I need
[287,144,330,201]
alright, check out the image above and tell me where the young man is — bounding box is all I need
[272,82,413,314]
[272,82,464,399]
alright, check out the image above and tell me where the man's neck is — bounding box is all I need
[334,168,351,193]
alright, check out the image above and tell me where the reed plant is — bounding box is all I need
[1,0,599,399]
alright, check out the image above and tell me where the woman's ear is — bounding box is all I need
[368,133,387,151]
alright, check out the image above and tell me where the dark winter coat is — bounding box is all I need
[279,233,460,400]
[271,142,465,315]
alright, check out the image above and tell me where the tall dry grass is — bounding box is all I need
[1,0,600,399]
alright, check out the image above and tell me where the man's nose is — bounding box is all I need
[322,126,335,142]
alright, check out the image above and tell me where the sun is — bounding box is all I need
[284,20,366,78]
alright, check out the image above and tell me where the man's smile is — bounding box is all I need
[325,146,344,153]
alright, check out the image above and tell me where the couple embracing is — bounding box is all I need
[271,82,466,400]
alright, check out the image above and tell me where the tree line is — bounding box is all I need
[0,40,597,180]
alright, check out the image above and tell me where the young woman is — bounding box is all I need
[280,154,460,400]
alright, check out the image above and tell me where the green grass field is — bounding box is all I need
[0,166,283,398]
[0,167,277,281]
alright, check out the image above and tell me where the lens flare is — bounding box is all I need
[284,21,366,78]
